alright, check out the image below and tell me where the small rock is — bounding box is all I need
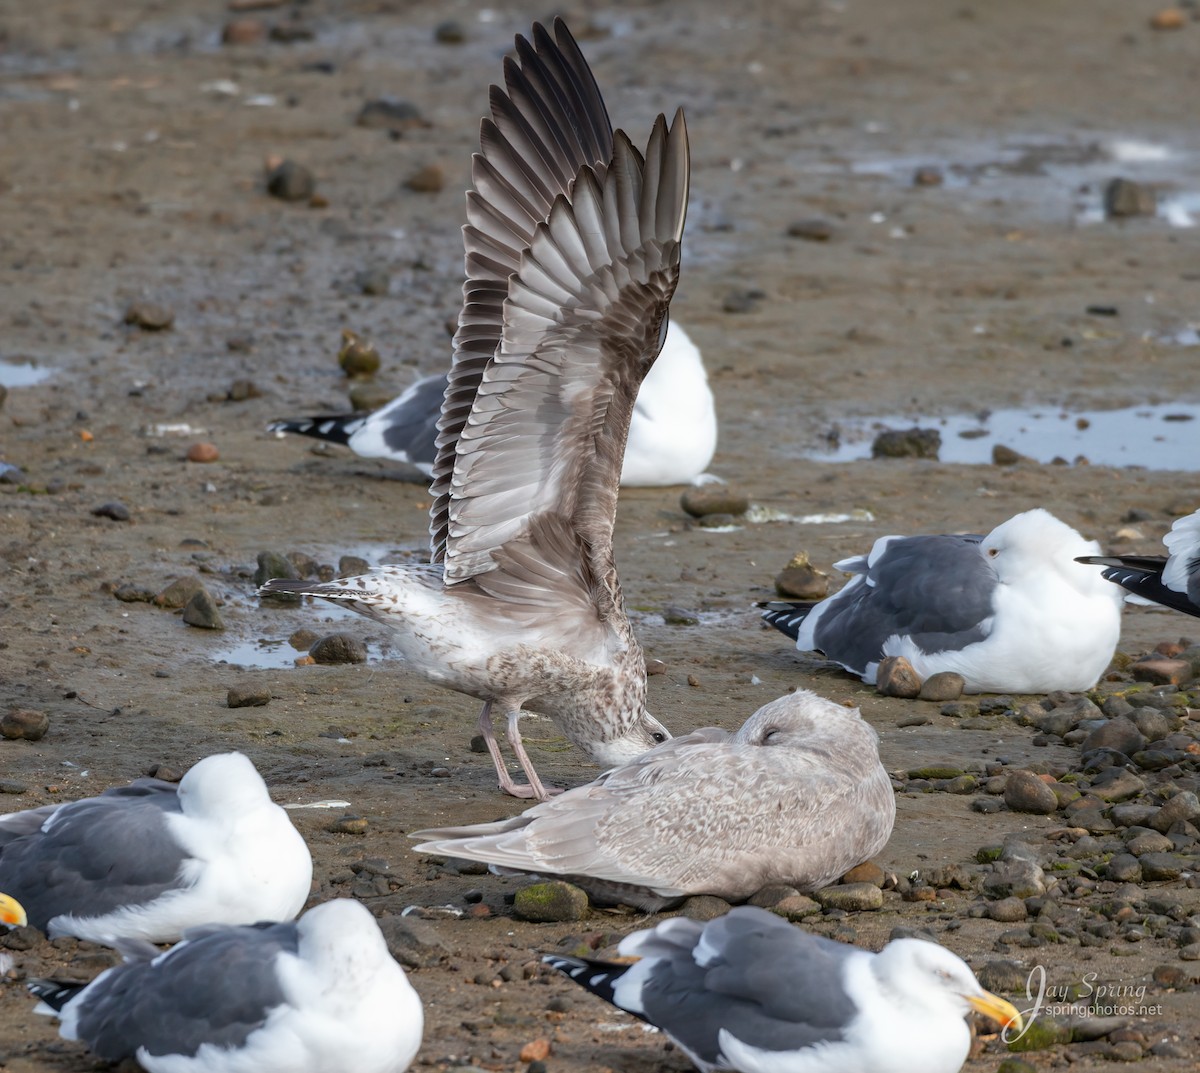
[91,501,131,522]
[221,17,267,45]
[747,884,802,908]
[721,288,764,314]
[434,19,466,44]
[814,883,883,911]
[1150,791,1200,833]
[1139,853,1182,881]
[327,814,368,835]
[985,860,1046,899]
[377,914,451,969]
[875,656,921,699]
[114,583,155,604]
[182,588,226,630]
[337,330,381,378]
[1105,854,1142,882]
[918,672,964,702]
[841,861,885,887]
[987,897,1029,923]
[1104,177,1156,218]
[992,443,1030,466]
[662,606,699,626]
[997,1060,1037,1073]
[255,550,299,588]
[1131,659,1191,686]
[1080,717,1146,757]
[1149,9,1187,31]
[338,555,370,577]
[227,685,271,708]
[1151,964,1188,988]
[123,301,174,331]
[771,895,822,920]
[406,163,445,193]
[309,633,367,664]
[355,268,391,296]
[348,382,393,411]
[681,485,749,518]
[977,959,1030,993]
[186,442,220,463]
[1088,767,1146,803]
[1004,770,1058,814]
[513,881,589,923]
[226,378,261,402]
[356,98,427,132]
[785,218,835,241]
[871,427,940,459]
[289,628,319,650]
[773,551,829,599]
[267,160,316,202]
[940,701,979,718]
[519,1040,551,1063]
[912,166,944,187]
[1,708,50,741]
[1126,830,1173,856]
[679,895,733,921]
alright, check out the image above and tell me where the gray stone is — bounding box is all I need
[940,701,979,718]
[267,160,315,202]
[871,427,940,459]
[227,685,271,708]
[679,895,733,921]
[377,914,451,968]
[876,656,921,699]
[976,959,1029,993]
[1109,802,1158,828]
[1004,770,1058,814]
[1127,830,1174,856]
[309,633,367,664]
[1105,854,1142,882]
[662,605,700,626]
[773,552,829,599]
[154,576,205,609]
[987,897,1028,922]
[123,301,174,331]
[1129,707,1177,742]
[1150,791,1200,833]
[356,98,426,132]
[1104,177,1156,218]
[513,881,589,922]
[985,860,1046,899]
[255,551,298,588]
[1139,853,1182,881]
[1089,768,1146,803]
[786,218,836,241]
[918,672,965,702]
[1081,717,1146,757]
[182,588,225,630]
[814,883,883,911]
[338,555,370,577]
[91,501,131,522]
[747,884,802,908]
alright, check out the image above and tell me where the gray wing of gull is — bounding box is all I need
[0,782,187,932]
[65,920,297,1062]
[810,532,994,672]
[352,373,447,470]
[622,907,862,1062]
[440,113,689,599]
[431,19,615,564]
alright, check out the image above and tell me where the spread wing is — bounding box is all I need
[440,113,690,607]
[430,19,614,563]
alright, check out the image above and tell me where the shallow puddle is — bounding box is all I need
[0,358,55,388]
[809,402,1200,470]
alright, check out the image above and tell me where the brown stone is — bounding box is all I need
[1,709,49,741]
[773,552,829,599]
[186,443,220,463]
[406,163,445,193]
[1150,8,1187,30]
[1131,659,1191,686]
[221,17,267,44]
[681,485,750,518]
[841,860,886,887]
[519,1039,551,1063]
[1004,769,1059,814]
[918,672,965,702]
[876,656,921,698]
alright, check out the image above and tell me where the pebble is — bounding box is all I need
[1126,830,1173,855]
[679,895,733,921]
[1106,854,1142,882]
[226,378,261,401]
[875,656,921,698]
[721,288,764,314]
[1132,659,1191,686]
[773,551,828,599]
[123,301,174,331]
[186,442,220,463]
[309,633,367,664]
[327,814,368,835]
[1,708,50,741]
[377,914,451,969]
[1150,791,1200,832]
[338,555,370,577]
[1080,717,1146,757]
[871,427,940,459]
[785,218,835,241]
[91,501,131,521]
[940,701,978,718]
[841,861,886,887]
[513,881,589,923]
[1149,8,1187,31]
[406,163,445,193]
[985,860,1046,899]
[182,587,225,630]
[1139,853,1182,881]
[355,268,390,296]
[996,1060,1037,1073]
[1152,963,1189,988]
[0,779,28,794]
[266,160,316,202]
[662,605,700,626]
[917,672,964,702]
[772,894,822,920]
[1104,177,1156,218]
[912,166,944,187]
[337,330,381,378]
[987,896,1028,922]
[288,627,319,650]
[992,443,1030,465]
[221,17,267,45]
[348,382,393,410]
[813,882,882,911]
[518,1040,551,1063]
[897,713,933,727]
[977,959,1030,993]
[1088,767,1146,802]
[255,550,299,587]
[355,97,428,134]
[434,19,466,44]
[680,485,749,517]
[227,685,271,708]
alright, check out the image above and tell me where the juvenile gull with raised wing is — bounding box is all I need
[260,20,689,800]
[412,690,894,910]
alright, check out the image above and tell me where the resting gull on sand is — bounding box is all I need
[267,321,716,487]
[261,20,689,800]
[1076,507,1200,618]
[0,752,311,943]
[29,899,422,1073]
[412,690,894,910]
[544,905,1021,1073]
[761,508,1123,694]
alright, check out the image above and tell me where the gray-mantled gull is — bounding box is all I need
[411,690,894,910]
[760,508,1123,693]
[28,898,422,1073]
[1076,507,1200,618]
[0,752,312,944]
[544,905,1022,1073]
[260,20,690,801]
[267,321,716,486]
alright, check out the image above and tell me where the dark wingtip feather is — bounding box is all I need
[543,954,628,1008]
[27,978,85,1011]
[756,600,814,641]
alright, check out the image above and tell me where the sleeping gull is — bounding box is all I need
[544,905,1021,1073]
[28,898,422,1073]
[1076,507,1200,618]
[760,508,1123,693]
[267,321,716,486]
[0,752,312,943]
[260,20,689,800]
[412,690,894,910]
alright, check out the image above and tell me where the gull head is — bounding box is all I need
[587,712,671,767]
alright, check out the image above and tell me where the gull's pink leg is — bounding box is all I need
[505,708,564,801]
[476,701,550,799]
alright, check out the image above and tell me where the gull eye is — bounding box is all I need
[651,731,667,744]
[987,547,1000,558]
[762,727,782,743]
